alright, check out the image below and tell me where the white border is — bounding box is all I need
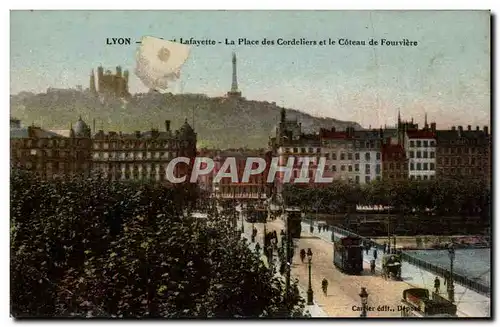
[3,1,497,327]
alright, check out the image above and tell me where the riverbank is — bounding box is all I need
[369,235,489,250]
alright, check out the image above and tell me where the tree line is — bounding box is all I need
[282,178,490,218]
[10,169,306,318]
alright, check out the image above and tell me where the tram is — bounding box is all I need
[333,236,363,275]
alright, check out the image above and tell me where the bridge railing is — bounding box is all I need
[312,221,491,297]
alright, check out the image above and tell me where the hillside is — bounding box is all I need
[10,90,363,149]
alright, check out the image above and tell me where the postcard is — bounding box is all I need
[10,10,491,319]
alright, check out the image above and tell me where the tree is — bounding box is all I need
[10,169,307,318]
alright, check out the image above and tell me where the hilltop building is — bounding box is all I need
[90,66,130,98]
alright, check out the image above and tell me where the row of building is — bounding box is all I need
[10,108,491,201]
[267,109,490,195]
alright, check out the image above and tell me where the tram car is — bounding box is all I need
[285,208,302,239]
[333,236,363,275]
[401,288,457,318]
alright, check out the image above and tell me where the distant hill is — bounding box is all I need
[10,90,363,149]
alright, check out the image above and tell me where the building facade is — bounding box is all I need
[91,119,196,183]
[10,120,92,179]
[213,149,273,200]
[381,141,408,181]
[90,66,130,98]
[436,125,490,185]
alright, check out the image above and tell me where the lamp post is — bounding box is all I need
[306,248,314,305]
[447,243,455,303]
[359,287,369,317]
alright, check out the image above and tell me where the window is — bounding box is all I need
[364,153,369,161]
[423,151,428,159]
[423,141,428,147]
[365,176,371,183]
[355,175,360,183]
[423,163,428,170]
[430,163,435,170]
[301,148,306,154]
[341,165,346,171]
[347,165,352,172]
[376,164,381,174]
[340,153,345,160]
[348,153,353,160]
[316,148,321,154]
[285,148,290,153]
[293,148,298,153]
[410,141,415,147]
[416,141,422,147]
[332,165,336,172]
[355,153,360,160]
[423,175,428,180]
[410,151,415,158]
[332,153,337,160]
[416,151,422,158]
[365,164,370,174]
[308,148,313,153]
[390,163,395,170]
[376,152,381,160]
[325,153,330,160]
[430,141,436,147]
[355,164,359,171]
[416,163,422,170]
[410,163,415,170]
[430,151,435,159]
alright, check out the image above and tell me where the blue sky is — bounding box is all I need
[11,10,490,128]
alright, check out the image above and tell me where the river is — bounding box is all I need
[404,248,491,287]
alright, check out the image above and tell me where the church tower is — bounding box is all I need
[227,52,242,98]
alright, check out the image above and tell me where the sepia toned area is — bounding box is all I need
[10,10,490,318]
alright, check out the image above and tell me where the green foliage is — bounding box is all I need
[282,178,490,217]
[10,169,307,318]
[10,91,361,149]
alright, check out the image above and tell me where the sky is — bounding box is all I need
[10,10,490,129]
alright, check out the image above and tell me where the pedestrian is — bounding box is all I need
[434,277,441,294]
[255,242,261,254]
[370,259,376,274]
[322,278,329,296]
[373,249,378,261]
[300,249,306,263]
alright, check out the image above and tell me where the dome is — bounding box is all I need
[73,116,90,137]
[179,118,195,139]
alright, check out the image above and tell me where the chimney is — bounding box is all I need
[476,126,480,131]
[467,125,471,131]
[458,126,463,132]
[165,120,171,132]
[431,122,436,132]
[379,128,383,138]
[483,126,488,135]
[135,131,141,138]
[452,126,456,131]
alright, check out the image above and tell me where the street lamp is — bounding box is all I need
[359,287,369,317]
[447,243,455,303]
[306,248,314,305]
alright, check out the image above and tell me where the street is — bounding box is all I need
[242,217,410,317]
